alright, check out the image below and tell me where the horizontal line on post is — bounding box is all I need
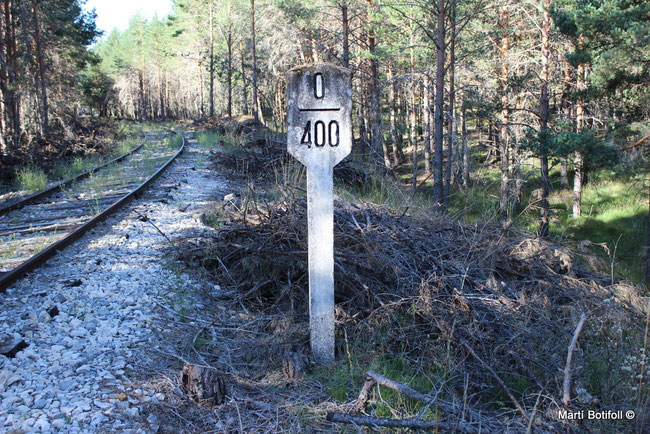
[299,108,341,112]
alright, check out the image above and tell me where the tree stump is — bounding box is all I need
[282,351,309,381]
[180,363,227,405]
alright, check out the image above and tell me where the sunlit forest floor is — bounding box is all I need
[381,147,649,284]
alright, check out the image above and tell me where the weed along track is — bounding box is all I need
[0,134,147,215]
[0,130,186,291]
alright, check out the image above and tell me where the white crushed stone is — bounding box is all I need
[0,134,227,432]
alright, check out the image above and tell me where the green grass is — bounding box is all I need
[194,131,241,150]
[194,131,221,149]
[432,157,647,283]
[13,131,144,196]
[551,172,647,281]
[15,166,47,192]
[115,120,174,139]
[116,138,140,156]
[200,211,225,228]
[336,172,432,212]
[159,132,184,152]
[51,137,143,182]
[52,155,101,181]
[310,341,448,421]
[46,120,174,185]
[308,307,459,419]
[10,125,163,198]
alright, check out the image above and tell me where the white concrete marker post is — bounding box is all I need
[287,64,352,364]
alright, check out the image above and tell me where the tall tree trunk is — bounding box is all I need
[357,86,368,152]
[444,0,456,200]
[0,0,5,156]
[165,72,171,117]
[432,0,446,206]
[365,0,387,168]
[410,85,418,192]
[560,159,569,188]
[498,7,510,218]
[0,94,5,156]
[275,79,283,131]
[155,73,160,118]
[138,70,145,120]
[240,40,249,115]
[647,181,650,286]
[395,81,405,163]
[539,0,551,238]
[227,23,233,118]
[208,0,215,118]
[387,64,401,167]
[461,104,469,186]
[341,2,350,68]
[511,27,524,211]
[511,96,523,211]
[256,87,265,125]
[31,0,48,137]
[408,23,423,174]
[250,0,259,122]
[560,59,572,189]
[0,0,20,152]
[423,74,432,173]
[573,151,584,217]
[573,35,586,218]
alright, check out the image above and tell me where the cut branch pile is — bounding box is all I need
[209,139,365,186]
[177,187,647,431]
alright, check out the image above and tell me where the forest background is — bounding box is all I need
[0,0,648,285]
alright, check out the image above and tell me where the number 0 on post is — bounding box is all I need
[286,63,352,363]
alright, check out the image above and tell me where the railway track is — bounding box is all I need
[0,136,147,215]
[0,129,186,291]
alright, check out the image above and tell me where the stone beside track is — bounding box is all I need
[0,133,228,433]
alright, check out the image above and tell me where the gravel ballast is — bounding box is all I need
[0,133,227,433]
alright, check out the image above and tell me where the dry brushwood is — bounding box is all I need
[180,363,227,405]
[437,318,529,421]
[178,188,647,429]
[209,140,364,186]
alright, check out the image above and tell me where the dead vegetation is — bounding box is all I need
[192,115,264,138]
[207,129,365,188]
[0,117,118,183]
[158,134,649,432]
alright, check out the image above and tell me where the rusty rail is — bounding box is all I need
[0,130,186,292]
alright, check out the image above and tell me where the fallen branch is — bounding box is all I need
[356,370,486,422]
[563,313,587,406]
[459,336,530,421]
[231,279,273,305]
[134,209,180,256]
[352,374,376,413]
[326,412,484,433]
[364,370,449,411]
